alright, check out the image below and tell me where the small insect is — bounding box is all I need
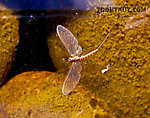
[101,64,110,73]
[56,25,110,95]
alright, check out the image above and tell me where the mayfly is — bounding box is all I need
[56,25,110,95]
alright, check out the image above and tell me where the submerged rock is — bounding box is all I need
[0,5,19,85]
[0,71,112,117]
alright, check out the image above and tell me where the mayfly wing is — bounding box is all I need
[56,25,82,56]
[62,62,82,95]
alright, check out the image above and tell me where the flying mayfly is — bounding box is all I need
[56,25,110,95]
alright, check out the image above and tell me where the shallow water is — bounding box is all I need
[0,1,150,118]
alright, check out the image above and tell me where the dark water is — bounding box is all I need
[4,10,88,84]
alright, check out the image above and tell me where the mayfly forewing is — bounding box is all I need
[62,62,82,95]
[56,25,82,56]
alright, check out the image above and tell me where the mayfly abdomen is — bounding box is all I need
[79,48,98,60]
